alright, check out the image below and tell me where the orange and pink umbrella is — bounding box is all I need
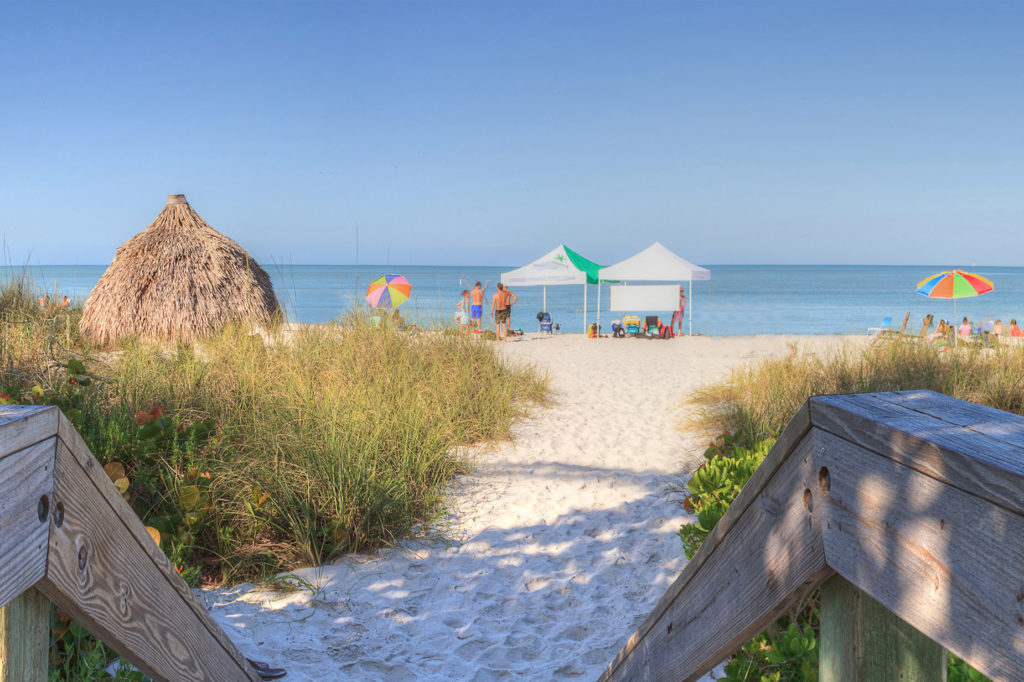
[365,274,411,309]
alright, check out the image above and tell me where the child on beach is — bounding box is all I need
[1010,320,1023,337]
[456,290,471,336]
[958,317,972,340]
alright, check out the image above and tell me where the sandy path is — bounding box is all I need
[203,334,855,680]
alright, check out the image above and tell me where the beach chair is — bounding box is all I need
[643,315,662,338]
[623,314,642,336]
[867,316,892,335]
[537,312,557,334]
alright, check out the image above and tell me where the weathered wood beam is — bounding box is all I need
[54,412,256,677]
[601,430,831,681]
[0,437,56,608]
[815,426,1024,682]
[0,406,58,463]
[820,575,945,681]
[0,588,49,682]
[37,436,259,681]
[810,392,1024,515]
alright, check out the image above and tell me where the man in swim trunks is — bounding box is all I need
[491,283,517,341]
[672,286,687,335]
[470,281,485,331]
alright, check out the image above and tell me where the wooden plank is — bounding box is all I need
[816,428,1024,682]
[0,588,50,682]
[610,400,812,666]
[0,406,57,462]
[56,413,257,677]
[810,393,1024,515]
[601,433,832,682]
[874,389,1024,447]
[38,440,259,681]
[820,575,945,681]
[0,438,56,608]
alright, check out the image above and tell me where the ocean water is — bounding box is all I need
[7,264,1024,337]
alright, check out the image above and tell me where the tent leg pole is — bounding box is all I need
[689,276,693,336]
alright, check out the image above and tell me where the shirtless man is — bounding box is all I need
[491,283,517,341]
[469,281,486,332]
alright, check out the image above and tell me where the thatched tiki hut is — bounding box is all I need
[80,194,280,345]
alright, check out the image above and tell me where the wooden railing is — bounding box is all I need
[601,390,1024,681]
[0,405,260,681]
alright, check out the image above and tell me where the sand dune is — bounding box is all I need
[202,334,858,680]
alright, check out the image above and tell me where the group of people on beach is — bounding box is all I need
[456,281,518,340]
[38,295,70,309]
[931,316,1024,341]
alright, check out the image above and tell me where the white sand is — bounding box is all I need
[202,334,859,680]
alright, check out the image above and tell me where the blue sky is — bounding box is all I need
[2,1,1022,267]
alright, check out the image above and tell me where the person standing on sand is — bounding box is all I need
[469,281,486,332]
[491,283,517,341]
[672,286,687,335]
[456,289,471,336]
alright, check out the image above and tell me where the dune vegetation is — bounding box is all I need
[2,274,547,585]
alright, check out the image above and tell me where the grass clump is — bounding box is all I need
[694,338,1024,443]
[679,338,1007,681]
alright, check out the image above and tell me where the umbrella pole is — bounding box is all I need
[954,298,957,345]
[689,276,693,337]
[597,279,601,337]
[543,286,547,314]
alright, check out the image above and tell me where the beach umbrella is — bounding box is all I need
[915,269,993,341]
[365,274,412,309]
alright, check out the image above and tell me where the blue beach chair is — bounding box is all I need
[538,312,553,333]
[867,316,892,335]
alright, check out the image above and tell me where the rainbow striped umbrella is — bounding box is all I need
[916,269,993,340]
[365,274,412,309]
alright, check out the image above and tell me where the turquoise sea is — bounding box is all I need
[7,264,1024,337]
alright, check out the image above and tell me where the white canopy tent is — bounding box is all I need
[597,242,711,336]
[501,244,604,332]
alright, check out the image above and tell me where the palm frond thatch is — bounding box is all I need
[80,194,280,345]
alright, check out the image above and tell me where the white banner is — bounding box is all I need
[608,284,679,312]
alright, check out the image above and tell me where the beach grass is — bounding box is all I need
[104,318,547,579]
[693,337,1024,441]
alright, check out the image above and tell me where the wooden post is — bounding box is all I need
[0,588,50,682]
[820,575,946,682]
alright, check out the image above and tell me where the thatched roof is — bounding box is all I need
[80,194,280,345]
